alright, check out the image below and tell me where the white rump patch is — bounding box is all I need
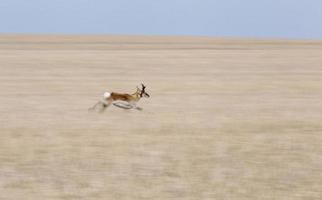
[103,92,111,99]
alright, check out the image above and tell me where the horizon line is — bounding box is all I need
[0,33,322,42]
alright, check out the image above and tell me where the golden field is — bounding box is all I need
[1,35,322,199]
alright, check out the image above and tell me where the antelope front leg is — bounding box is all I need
[130,102,143,111]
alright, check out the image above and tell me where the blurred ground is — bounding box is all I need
[1,35,322,200]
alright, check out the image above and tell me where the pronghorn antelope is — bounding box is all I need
[89,84,150,112]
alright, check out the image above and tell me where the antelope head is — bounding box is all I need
[139,83,150,98]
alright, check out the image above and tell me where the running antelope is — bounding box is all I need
[89,84,150,112]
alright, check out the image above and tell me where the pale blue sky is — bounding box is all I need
[0,0,322,39]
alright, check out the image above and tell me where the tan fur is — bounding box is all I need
[108,91,140,103]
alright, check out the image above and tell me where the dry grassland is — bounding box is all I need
[1,35,322,199]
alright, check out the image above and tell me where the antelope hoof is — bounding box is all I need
[135,107,143,111]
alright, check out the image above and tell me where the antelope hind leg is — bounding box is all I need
[89,101,109,113]
[98,101,112,113]
[88,101,100,112]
